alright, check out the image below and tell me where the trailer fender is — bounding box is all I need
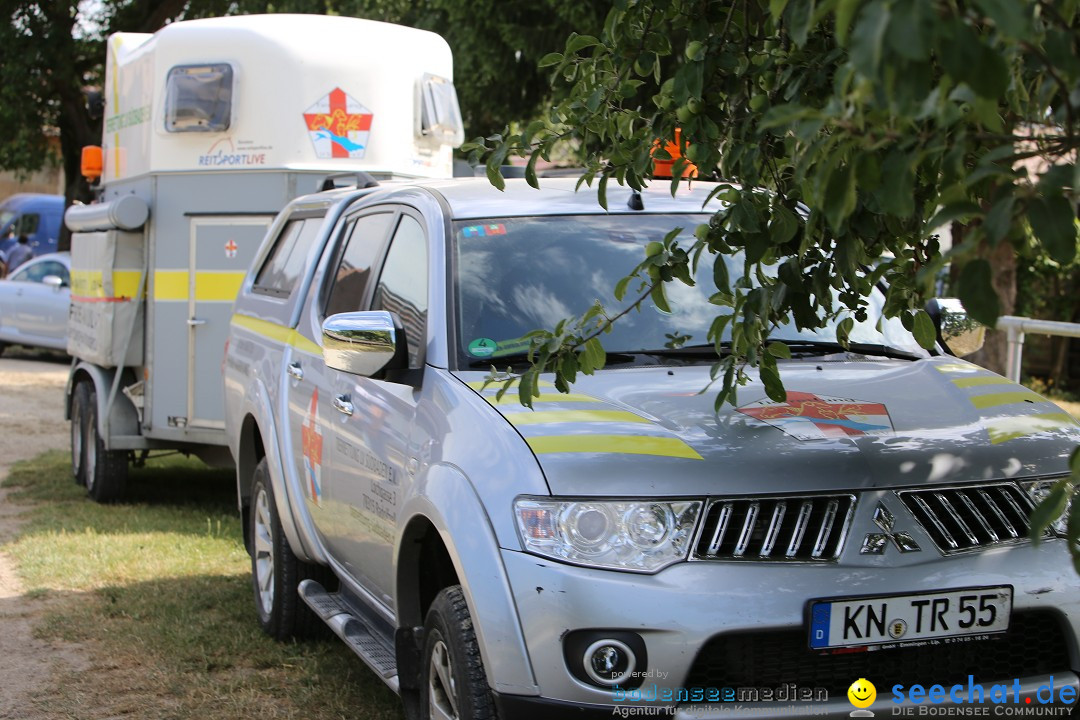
[66,362,141,443]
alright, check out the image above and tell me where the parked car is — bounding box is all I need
[0,251,70,355]
[223,177,1080,719]
[0,193,65,262]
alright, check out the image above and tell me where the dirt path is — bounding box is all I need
[0,350,90,719]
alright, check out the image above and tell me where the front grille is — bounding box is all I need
[897,483,1041,554]
[693,495,855,561]
[683,610,1070,697]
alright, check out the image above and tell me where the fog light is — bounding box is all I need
[583,639,636,686]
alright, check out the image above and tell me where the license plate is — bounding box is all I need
[808,586,1012,649]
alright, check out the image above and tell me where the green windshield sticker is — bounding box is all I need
[492,337,531,357]
[468,338,497,357]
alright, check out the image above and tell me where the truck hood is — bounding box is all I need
[454,357,1080,497]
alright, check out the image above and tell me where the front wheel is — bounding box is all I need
[420,586,497,720]
[249,458,332,640]
[84,387,128,503]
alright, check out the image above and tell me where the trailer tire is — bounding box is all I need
[420,586,497,720]
[84,387,128,503]
[70,381,91,486]
[249,458,332,641]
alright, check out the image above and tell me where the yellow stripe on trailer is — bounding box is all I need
[504,410,649,426]
[113,270,143,298]
[195,272,246,302]
[969,391,1046,409]
[985,413,1078,444]
[154,270,189,301]
[526,434,703,460]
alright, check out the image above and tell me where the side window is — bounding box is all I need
[253,216,324,297]
[37,261,67,283]
[164,64,233,133]
[323,212,396,318]
[372,215,428,368]
[9,266,30,283]
[14,213,39,236]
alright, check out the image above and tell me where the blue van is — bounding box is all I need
[0,193,65,260]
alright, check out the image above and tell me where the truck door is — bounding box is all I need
[323,211,426,606]
[187,216,272,428]
[289,209,396,581]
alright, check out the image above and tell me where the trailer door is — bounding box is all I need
[187,216,273,428]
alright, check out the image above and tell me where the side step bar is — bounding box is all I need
[299,579,399,691]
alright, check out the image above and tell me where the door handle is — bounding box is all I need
[333,394,354,416]
[187,318,207,326]
[287,362,304,381]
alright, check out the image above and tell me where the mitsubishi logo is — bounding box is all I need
[861,502,921,554]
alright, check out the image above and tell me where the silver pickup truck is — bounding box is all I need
[223,176,1080,720]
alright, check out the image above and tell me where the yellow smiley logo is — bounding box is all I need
[847,678,876,709]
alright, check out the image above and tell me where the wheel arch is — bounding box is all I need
[65,361,140,441]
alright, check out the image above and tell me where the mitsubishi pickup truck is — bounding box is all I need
[223,176,1080,719]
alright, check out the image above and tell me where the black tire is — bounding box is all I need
[420,586,497,720]
[84,386,128,503]
[70,381,90,486]
[249,458,333,640]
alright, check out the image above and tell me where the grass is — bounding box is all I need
[2,451,404,720]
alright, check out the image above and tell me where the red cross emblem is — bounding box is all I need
[301,390,323,504]
[737,391,893,441]
[224,239,238,258]
[303,87,373,159]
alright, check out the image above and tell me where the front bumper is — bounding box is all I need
[496,539,1080,717]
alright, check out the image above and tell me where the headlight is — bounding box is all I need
[1023,479,1071,536]
[514,498,702,572]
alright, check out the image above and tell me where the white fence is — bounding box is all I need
[997,316,1080,382]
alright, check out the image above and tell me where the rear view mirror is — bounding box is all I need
[322,310,407,376]
[926,298,986,357]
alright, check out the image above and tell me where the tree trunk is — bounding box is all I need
[967,240,1017,376]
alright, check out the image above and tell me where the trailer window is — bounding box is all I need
[164,64,233,133]
[418,74,464,148]
[253,216,323,298]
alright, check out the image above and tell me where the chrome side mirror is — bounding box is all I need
[926,298,986,357]
[322,310,404,376]
[42,275,65,290]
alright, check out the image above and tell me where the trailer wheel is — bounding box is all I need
[420,586,497,720]
[250,458,332,640]
[70,381,90,486]
[84,387,128,503]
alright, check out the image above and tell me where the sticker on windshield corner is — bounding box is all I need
[736,391,893,441]
[461,224,507,238]
[468,338,497,357]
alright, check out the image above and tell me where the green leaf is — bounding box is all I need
[713,253,730,293]
[584,337,606,372]
[1028,195,1079,265]
[770,0,790,21]
[823,163,857,232]
[850,0,890,74]
[767,341,792,359]
[615,275,632,301]
[538,52,564,68]
[973,0,1031,37]
[1029,480,1070,542]
[486,162,506,192]
[939,22,1008,98]
[567,34,601,54]
[760,103,814,131]
[926,202,980,234]
[834,0,859,45]
[983,194,1015,243]
[836,317,854,348]
[769,204,800,245]
[885,0,930,61]
[912,309,936,349]
[598,173,609,211]
[651,283,672,313]
[524,153,540,190]
[786,0,816,47]
[957,259,1001,327]
[760,353,786,402]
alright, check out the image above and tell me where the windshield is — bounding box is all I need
[452,215,927,366]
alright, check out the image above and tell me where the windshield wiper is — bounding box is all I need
[465,351,641,370]
[773,340,924,361]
